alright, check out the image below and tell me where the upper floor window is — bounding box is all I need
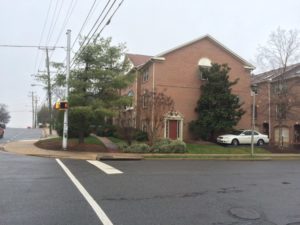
[142,68,149,82]
[276,103,287,120]
[198,57,212,80]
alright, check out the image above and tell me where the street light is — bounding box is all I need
[250,83,258,157]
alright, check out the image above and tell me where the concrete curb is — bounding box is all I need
[2,139,300,161]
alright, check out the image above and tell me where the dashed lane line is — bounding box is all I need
[56,159,114,225]
[87,160,123,175]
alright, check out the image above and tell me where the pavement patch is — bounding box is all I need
[229,207,260,220]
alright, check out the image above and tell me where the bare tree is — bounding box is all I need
[256,27,300,148]
[139,90,174,145]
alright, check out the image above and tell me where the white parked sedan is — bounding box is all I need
[217,130,269,146]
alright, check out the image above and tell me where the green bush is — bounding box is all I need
[134,130,148,142]
[116,142,128,151]
[123,143,150,153]
[96,124,117,137]
[150,139,187,153]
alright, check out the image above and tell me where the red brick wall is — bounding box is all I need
[141,37,252,141]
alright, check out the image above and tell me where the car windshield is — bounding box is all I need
[229,130,244,135]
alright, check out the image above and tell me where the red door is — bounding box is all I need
[168,120,178,140]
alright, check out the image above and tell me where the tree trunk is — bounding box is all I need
[78,131,84,144]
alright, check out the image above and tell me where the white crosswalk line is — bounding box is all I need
[87,160,123,175]
[56,159,114,225]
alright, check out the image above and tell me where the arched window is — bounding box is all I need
[198,57,212,80]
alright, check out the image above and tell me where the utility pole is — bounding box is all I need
[62,29,71,150]
[45,47,53,135]
[35,96,38,128]
[30,91,35,128]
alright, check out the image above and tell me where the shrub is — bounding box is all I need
[123,143,150,153]
[150,139,187,153]
[134,130,148,142]
[116,142,128,151]
[96,124,117,137]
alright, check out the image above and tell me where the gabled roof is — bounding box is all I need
[155,34,255,69]
[253,63,300,84]
[126,53,152,68]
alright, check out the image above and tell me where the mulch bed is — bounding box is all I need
[265,144,300,153]
[35,139,110,152]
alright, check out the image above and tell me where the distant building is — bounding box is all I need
[118,35,254,141]
[253,63,300,146]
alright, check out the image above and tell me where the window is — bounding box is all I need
[276,103,287,120]
[198,57,211,80]
[142,122,147,132]
[142,68,149,82]
[142,93,149,108]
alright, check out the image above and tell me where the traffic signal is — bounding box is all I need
[53,101,68,110]
[59,101,68,109]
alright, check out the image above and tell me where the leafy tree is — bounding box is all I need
[189,63,245,141]
[55,37,133,143]
[0,104,11,124]
[37,104,51,126]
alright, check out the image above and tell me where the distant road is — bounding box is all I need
[0,127,43,144]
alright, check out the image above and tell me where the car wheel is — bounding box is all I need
[231,139,239,146]
[257,139,264,146]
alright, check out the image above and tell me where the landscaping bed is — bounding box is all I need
[35,136,109,152]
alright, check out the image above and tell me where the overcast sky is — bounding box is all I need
[1,0,300,128]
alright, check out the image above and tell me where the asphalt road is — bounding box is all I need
[1,151,300,225]
[0,128,42,144]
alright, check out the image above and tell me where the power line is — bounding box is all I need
[45,0,60,45]
[71,0,98,50]
[33,0,54,73]
[52,0,78,50]
[70,0,117,67]
[0,44,64,48]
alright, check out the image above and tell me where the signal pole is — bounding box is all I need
[62,29,71,150]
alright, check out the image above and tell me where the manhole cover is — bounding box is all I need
[229,207,260,220]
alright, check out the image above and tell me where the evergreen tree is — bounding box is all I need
[55,37,133,143]
[189,63,245,141]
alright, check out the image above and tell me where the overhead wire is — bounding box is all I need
[70,0,117,67]
[51,0,78,55]
[52,0,101,76]
[33,0,53,73]
[71,0,98,50]
[46,0,63,45]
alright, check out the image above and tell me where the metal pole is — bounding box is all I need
[31,92,35,128]
[62,29,71,150]
[45,48,52,135]
[268,80,272,142]
[251,91,256,156]
[35,96,38,128]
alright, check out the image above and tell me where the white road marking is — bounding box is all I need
[20,139,39,142]
[87,160,123,175]
[56,159,114,225]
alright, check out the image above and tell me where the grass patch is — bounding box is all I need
[187,143,270,154]
[108,137,270,155]
[108,137,126,144]
[44,136,104,146]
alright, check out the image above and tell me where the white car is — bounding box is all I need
[217,130,269,146]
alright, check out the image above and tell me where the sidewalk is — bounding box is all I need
[2,131,142,160]
[2,130,300,160]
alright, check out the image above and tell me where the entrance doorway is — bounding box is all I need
[164,111,183,140]
[262,122,269,136]
[294,124,300,143]
[168,120,179,140]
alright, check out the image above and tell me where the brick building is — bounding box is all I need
[118,35,254,141]
[253,63,300,146]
